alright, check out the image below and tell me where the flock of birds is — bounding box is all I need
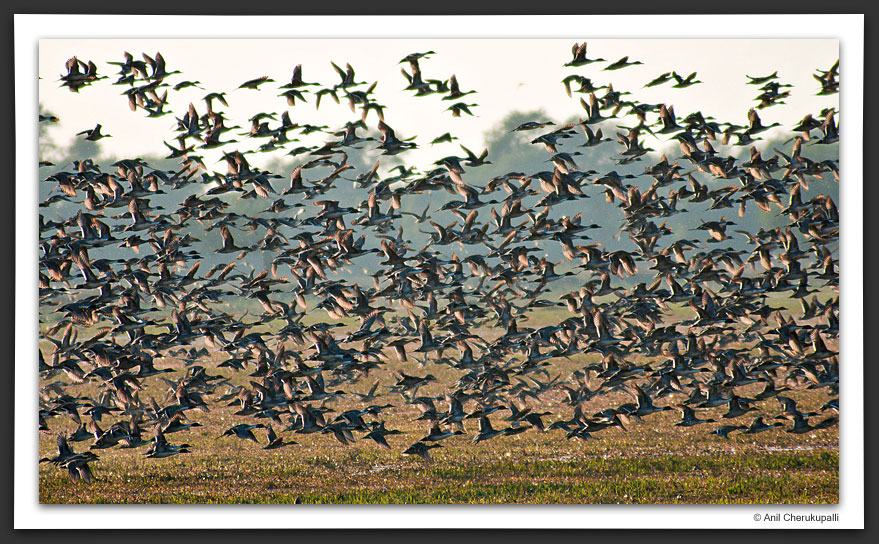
[40,43,839,483]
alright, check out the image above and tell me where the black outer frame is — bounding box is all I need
[3,1,875,542]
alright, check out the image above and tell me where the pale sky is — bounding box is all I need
[38,38,839,171]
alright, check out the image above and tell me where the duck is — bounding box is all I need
[237,75,275,90]
[444,74,477,101]
[221,423,265,443]
[742,416,784,434]
[721,396,758,419]
[671,71,702,88]
[709,425,746,439]
[675,405,716,427]
[363,421,403,449]
[565,42,605,67]
[604,56,643,71]
[446,102,477,117]
[420,423,465,442]
[402,441,442,461]
[644,72,673,88]
[471,416,506,443]
[146,429,191,458]
[76,123,111,141]
[746,71,778,85]
[263,423,297,450]
[161,414,202,434]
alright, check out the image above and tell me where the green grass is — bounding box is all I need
[39,362,839,504]
[39,446,838,504]
[38,301,839,505]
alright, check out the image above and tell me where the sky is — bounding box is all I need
[38,38,840,171]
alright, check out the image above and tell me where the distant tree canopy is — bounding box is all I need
[38,101,838,290]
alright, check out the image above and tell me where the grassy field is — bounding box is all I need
[38,336,839,504]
